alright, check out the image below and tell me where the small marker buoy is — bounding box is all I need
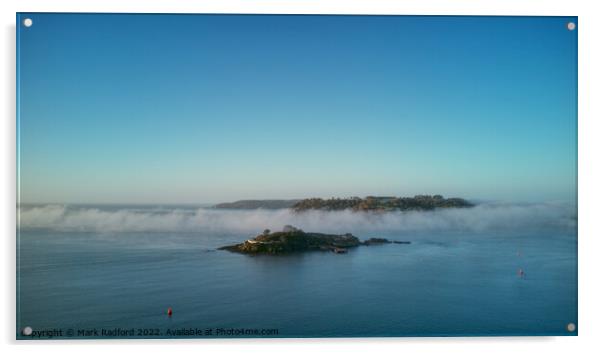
[167,307,173,316]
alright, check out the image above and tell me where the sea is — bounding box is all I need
[16,203,577,339]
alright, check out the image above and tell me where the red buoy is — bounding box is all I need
[167,307,173,316]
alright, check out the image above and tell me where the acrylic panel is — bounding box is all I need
[16,13,578,339]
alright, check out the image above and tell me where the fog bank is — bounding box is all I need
[18,202,576,234]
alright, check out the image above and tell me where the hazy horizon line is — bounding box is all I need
[16,196,577,207]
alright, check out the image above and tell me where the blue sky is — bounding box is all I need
[17,14,577,204]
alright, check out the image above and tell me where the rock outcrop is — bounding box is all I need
[218,226,410,255]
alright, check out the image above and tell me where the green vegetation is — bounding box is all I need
[292,195,473,212]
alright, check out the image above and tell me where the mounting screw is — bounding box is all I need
[567,22,576,31]
[22,326,33,336]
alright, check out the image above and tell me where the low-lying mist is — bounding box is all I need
[18,202,577,235]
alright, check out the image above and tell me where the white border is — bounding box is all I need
[2,1,601,352]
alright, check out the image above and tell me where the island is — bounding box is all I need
[218,225,410,255]
[213,195,473,212]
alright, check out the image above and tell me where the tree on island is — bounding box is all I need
[291,195,473,212]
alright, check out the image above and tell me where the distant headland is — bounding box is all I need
[218,225,410,255]
[214,195,473,212]
[213,199,301,210]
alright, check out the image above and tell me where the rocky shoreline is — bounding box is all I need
[218,225,410,255]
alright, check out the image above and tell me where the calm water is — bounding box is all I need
[17,206,577,338]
